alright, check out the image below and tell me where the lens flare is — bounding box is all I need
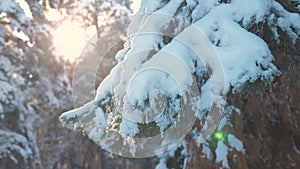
[214,131,224,140]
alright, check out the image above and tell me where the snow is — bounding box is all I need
[226,106,241,116]
[0,0,28,24]
[144,0,161,13]
[0,0,20,13]
[217,116,228,130]
[191,0,219,22]
[269,1,300,43]
[155,159,168,169]
[0,56,17,106]
[15,0,33,19]
[59,101,95,130]
[194,79,212,116]
[228,134,245,153]
[125,69,180,105]
[202,142,213,159]
[60,0,300,160]
[189,3,278,92]
[155,141,187,169]
[120,117,140,137]
[232,0,270,26]
[0,81,16,104]
[0,130,33,164]
[215,141,229,168]
[0,56,12,74]
[294,145,300,154]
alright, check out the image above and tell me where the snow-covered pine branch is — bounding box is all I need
[60,0,300,165]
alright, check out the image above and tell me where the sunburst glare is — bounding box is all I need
[53,20,91,62]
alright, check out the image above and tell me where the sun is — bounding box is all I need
[132,0,142,13]
[53,20,88,62]
[52,0,142,62]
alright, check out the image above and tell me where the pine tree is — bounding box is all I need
[60,0,300,168]
[0,0,71,168]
